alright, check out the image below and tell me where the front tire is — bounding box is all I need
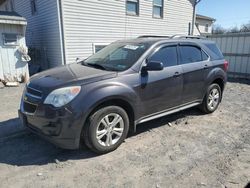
[83,106,129,154]
[199,83,222,114]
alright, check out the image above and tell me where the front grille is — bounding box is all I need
[26,86,42,98]
[23,102,37,114]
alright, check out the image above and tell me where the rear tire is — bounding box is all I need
[199,83,222,114]
[82,106,129,154]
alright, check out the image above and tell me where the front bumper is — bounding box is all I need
[19,99,83,150]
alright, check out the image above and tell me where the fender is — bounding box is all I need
[75,81,139,133]
[202,67,227,101]
[205,67,227,86]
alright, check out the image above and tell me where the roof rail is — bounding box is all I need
[170,35,206,39]
[137,35,170,38]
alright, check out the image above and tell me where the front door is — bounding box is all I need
[137,45,183,117]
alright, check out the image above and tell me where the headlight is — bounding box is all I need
[44,86,81,107]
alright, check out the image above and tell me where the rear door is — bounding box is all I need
[138,44,183,116]
[179,43,210,104]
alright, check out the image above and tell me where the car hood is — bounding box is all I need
[29,63,117,91]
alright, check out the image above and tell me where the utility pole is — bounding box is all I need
[191,0,202,35]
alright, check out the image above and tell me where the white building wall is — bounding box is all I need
[196,18,213,34]
[193,25,201,35]
[7,0,64,68]
[1,0,196,67]
[62,0,195,64]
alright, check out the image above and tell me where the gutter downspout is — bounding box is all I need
[57,0,66,65]
[191,0,201,35]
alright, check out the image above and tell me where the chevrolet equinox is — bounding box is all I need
[19,36,228,154]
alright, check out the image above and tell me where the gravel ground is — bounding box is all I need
[0,84,24,122]
[0,81,249,188]
[0,84,25,138]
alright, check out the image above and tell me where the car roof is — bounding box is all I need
[115,37,215,47]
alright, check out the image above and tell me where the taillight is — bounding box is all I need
[224,60,229,72]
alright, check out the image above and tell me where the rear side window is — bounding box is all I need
[202,50,209,61]
[179,46,203,64]
[149,46,178,67]
[204,43,224,60]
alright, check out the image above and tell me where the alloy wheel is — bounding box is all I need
[207,88,220,110]
[96,113,124,147]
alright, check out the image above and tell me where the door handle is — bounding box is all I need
[204,64,209,70]
[173,72,181,77]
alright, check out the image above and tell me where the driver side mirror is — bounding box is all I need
[142,61,164,72]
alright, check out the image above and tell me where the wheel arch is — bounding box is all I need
[83,96,136,134]
[211,77,225,93]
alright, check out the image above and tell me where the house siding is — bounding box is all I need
[11,0,64,68]
[62,0,195,64]
[1,0,195,67]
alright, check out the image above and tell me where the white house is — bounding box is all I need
[195,14,216,35]
[0,0,199,69]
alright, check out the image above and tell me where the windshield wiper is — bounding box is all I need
[88,63,107,70]
[81,61,118,71]
[84,62,108,70]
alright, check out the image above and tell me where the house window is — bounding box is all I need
[31,0,37,15]
[205,24,209,32]
[153,0,163,18]
[126,0,139,16]
[94,45,107,53]
[2,33,19,46]
[93,44,108,53]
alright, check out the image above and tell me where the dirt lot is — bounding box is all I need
[0,81,249,188]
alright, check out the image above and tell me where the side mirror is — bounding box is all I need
[142,61,164,71]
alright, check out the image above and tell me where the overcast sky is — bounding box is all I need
[197,0,250,28]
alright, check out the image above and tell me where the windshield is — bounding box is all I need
[83,42,150,71]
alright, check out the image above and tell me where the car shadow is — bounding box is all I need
[134,107,202,136]
[0,108,202,167]
[0,118,25,138]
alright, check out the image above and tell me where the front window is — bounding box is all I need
[83,42,150,71]
[149,46,178,67]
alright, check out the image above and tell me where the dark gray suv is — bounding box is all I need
[19,36,228,153]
